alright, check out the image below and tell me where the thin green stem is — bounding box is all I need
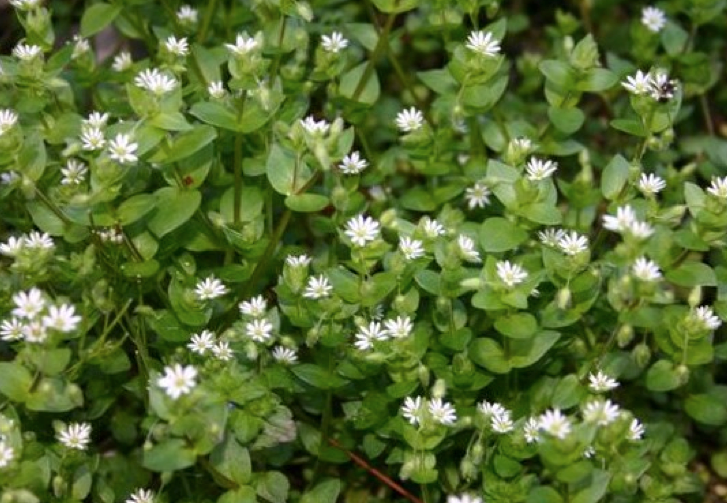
[700,94,714,136]
[233,134,244,225]
[33,186,70,224]
[198,0,219,44]
[268,16,288,82]
[352,13,397,103]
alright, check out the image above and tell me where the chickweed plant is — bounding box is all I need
[1,0,727,502]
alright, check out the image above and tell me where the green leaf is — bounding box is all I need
[371,0,420,14]
[610,119,646,137]
[256,472,289,503]
[552,374,586,409]
[290,364,348,389]
[539,60,574,88]
[480,217,528,252]
[142,439,197,472]
[571,469,611,503]
[218,487,258,503]
[151,125,217,164]
[220,186,264,223]
[469,338,511,374]
[576,68,618,92]
[0,362,33,402]
[520,203,562,225]
[190,102,241,132]
[339,62,380,105]
[685,394,727,426]
[301,479,341,503]
[509,331,561,368]
[147,188,201,238]
[661,22,689,56]
[285,194,330,212]
[346,23,378,52]
[645,360,682,392]
[150,112,192,131]
[26,377,83,412]
[666,262,717,287]
[80,3,122,37]
[417,68,457,95]
[328,267,361,303]
[601,154,630,200]
[528,487,564,503]
[210,436,252,485]
[548,106,585,134]
[494,313,538,339]
[117,194,157,225]
[266,144,313,196]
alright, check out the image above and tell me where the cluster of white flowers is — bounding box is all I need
[632,256,662,282]
[447,495,482,503]
[638,173,666,196]
[108,133,139,164]
[1,288,82,343]
[602,205,654,240]
[134,68,178,95]
[344,214,380,247]
[421,216,446,238]
[271,346,298,365]
[354,315,414,350]
[478,401,514,433]
[401,396,457,426]
[58,422,92,450]
[691,305,722,331]
[95,227,124,244]
[71,35,91,60]
[176,5,198,24]
[588,370,620,392]
[0,438,15,468]
[164,36,189,56]
[194,276,228,301]
[496,260,528,288]
[303,274,332,299]
[112,51,133,72]
[300,115,330,136]
[0,230,54,257]
[187,330,234,360]
[622,69,678,102]
[9,0,42,11]
[225,33,259,56]
[464,180,491,209]
[13,43,42,61]
[208,81,226,99]
[157,364,198,400]
[558,230,589,255]
[286,254,312,268]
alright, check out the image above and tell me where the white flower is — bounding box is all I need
[622,70,654,95]
[157,364,197,400]
[58,422,92,450]
[395,107,424,133]
[628,221,654,240]
[588,370,619,393]
[81,127,106,150]
[208,81,226,99]
[71,36,91,59]
[428,398,457,425]
[511,137,533,152]
[491,413,514,433]
[384,316,413,338]
[632,256,661,282]
[321,32,348,53]
[134,68,178,95]
[457,235,481,263]
[272,346,298,364]
[401,396,423,426]
[0,440,14,468]
[707,177,727,199]
[465,30,501,57]
[126,488,155,503]
[300,116,330,135]
[12,288,45,319]
[539,409,571,439]
[43,304,81,332]
[176,5,198,24]
[478,401,508,418]
[226,34,259,56]
[447,495,482,503]
[496,260,528,288]
[1,171,20,185]
[112,51,133,72]
[0,236,24,256]
[523,417,541,444]
[464,181,491,209]
[526,157,558,181]
[286,254,312,267]
[1,318,25,341]
[239,295,267,318]
[641,6,666,33]
[24,231,54,249]
[61,159,88,185]
[245,318,273,343]
[195,276,228,300]
[558,230,589,255]
[638,173,666,196]
[164,36,189,56]
[107,133,138,164]
[9,0,42,11]
[22,320,47,343]
[13,43,42,61]
[354,321,387,350]
[421,217,445,238]
[583,399,621,426]
[539,228,566,247]
[303,275,332,299]
[344,214,380,247]
[583,446,596,459]
[628,418,645,440]
[693,306,722,331]
[602,205,636,233]
[371,304,385,321]
[0,109,19,134]
[399,236,424,260]
[339,151,368,174]
[212,340,234,361]
[188,330,216,354]
[83,112,109,130]
[649,72,677,101]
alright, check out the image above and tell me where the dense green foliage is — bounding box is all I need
[1,0,727,502]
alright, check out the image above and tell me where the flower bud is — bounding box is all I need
[687,286,702,308]
[52,476,65,498]
[557,287,572,310]
[418,364,430,388]
[617,324,634,348]
[632,343,651,368]
[460,458,478,480]
[431,378,447,399]
[675,364,690,385]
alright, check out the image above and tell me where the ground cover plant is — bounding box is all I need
[1,0,727,502]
